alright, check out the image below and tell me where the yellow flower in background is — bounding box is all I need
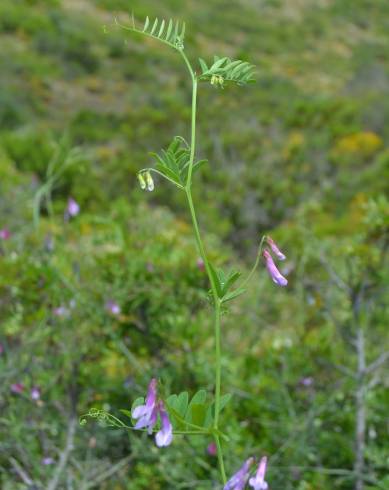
[333,131,383,160]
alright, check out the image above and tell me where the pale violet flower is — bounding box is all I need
[266,236,286,261]
[155,401,173,447]
[132,378,158,434]
[132,379,173,447]
[263,250,288,287]
[31,386,41,400]
[42,457,54,465]
[224,458,254,490]
[105,300,121,316]
[248,457,269,490]
[65,198,80,220]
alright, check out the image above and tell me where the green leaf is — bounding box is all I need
[177,391,189,417]
[222,287,246,303]
[190,403,207,426]
[190,389,207,405]
[209,263,223,297]
[199,58,208,73]
[221,270,242,296]
[150,18,158,36]
[165,19,173,41]
[143,16,149,32]
[219,393,232,412]
[158,19,165,37]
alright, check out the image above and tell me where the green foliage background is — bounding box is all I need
[0,0,388,489]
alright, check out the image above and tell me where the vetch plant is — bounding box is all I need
[81,15,289,488]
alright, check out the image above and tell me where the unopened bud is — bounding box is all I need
[138,173,146,190]
[145,171,154,192]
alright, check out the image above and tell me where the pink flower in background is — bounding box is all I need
[64,197,80,220]
[263,250,288,287]
[266,237,286,261]
[197,257,205,271]
[207,442,217,456]
[0,343,4,355]
[53,306,70,317]
[0,228,10,240]
[155,401,173,447]
[10,383,24,394]
[31,386,41,400]
[224,458,254,490]
[105,300,121,316]
[249,457,269,490]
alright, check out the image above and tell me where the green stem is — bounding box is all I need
[238,235,267,290]
[183,65,227,483]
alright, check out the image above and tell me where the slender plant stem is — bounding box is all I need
[182,61,227,484]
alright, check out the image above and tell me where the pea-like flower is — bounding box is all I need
[65,198,80,220]
[155,401,173,447]
[263,250,288,287]
[132,378,158,434]
[132,379,174,447]
[224,458,254,490]
[248,457,268,490]
[266,237,286,261]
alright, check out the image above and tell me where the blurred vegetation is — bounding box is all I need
[0,0,388,489]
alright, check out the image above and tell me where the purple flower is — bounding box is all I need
[300,376,314,387]
[266,237,286,261]
[132,378,158,434]
[105,300,121,316]
[0,343,4,355]
[0,228,10,240]
[31,386,41,400]
[155,401,173,447]
[64,198,80,220]
[249,457,269,490]
[10,383,24,394]
[263,250,288,287]
[224,458,254,490]
[42,457,54,465]
[207,442,217,456]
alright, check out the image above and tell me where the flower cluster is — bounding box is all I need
[225,456,268,490]
[263,237,288,287]
[132,379,173,447]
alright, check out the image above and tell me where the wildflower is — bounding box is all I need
[0,343,4,355]
[42,457,54,465]
[105,300,121,316]
[207,442,217,456]
[300,376,314,387]
[10,383,24,394]
[197,257,205,272]
[224,458,254,490]
[155,401,173,447]
[145,171,154,192]
[65,197,80,220]
[248,457,268,490]
[31,386,41,400]
[138,173,146,190]
[53,306,70,317]
[266,237,286,261]
[132,379,174,447]
[132,378,158,434]
[263,250,288,287]
[0,228,10,240]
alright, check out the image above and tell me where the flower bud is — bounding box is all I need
[145,172,154,192]
[138,173,146,190]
